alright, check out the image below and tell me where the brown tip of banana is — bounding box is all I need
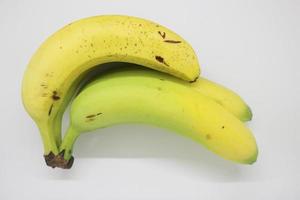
[44,150,74,169]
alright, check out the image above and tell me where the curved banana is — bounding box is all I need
[82,65,252,121]
[190,78,252,121]
[59,68,258,168]
[21,15,200,163]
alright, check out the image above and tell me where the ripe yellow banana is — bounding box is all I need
[21,15,200,165]
[190,78,252,122]
[59,68,258,169]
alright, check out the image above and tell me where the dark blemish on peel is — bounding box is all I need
[40,84,48,88]
[155,56,164,62]
[51,91,60,101]
[155,56,169,66]
[164,40,181,44]
[139,24,142,27]
[206,134,211,140]
[158,31,166,39]
[189,76,199,83]
[159,78,165,81]
[90,43,94,47]
[48,104,54,116]
[59,46,63,49]
[86,118,95,122]
[222,126,225,129]
[45,73,53,77]
[86,113,102,119]
[157,87,162,91]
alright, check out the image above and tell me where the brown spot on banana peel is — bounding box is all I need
[40,84,48,88]
[86,114,96,118]
[86,113,102,119]
[51,91,60,101]
[164,40,181,44]
[158,31,166,39]
[206,134,212,140]
[48,104,54,116]
[155,56,169,67]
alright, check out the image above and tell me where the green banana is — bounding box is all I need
[59,67,258,168]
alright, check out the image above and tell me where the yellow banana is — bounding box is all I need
[59,67,257,169]
[21,15,200,165]
[190,78,252,121]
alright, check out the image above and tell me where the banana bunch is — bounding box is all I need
[22,15,257,169]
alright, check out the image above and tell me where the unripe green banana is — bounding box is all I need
[82,65,252,122]
[21,15,200,166]
[59,68,258,168]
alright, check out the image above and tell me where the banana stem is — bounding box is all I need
[53,113,63,146]
[38,122,60,155]
[60,126,80,161]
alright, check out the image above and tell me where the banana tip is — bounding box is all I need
[243,149,258,165]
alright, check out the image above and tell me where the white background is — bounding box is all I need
[0,0,299,199]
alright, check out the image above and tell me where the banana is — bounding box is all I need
[21,15,200,165]
[59,68,258,168]
[83,65,252,122]
[190,78,252,121]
